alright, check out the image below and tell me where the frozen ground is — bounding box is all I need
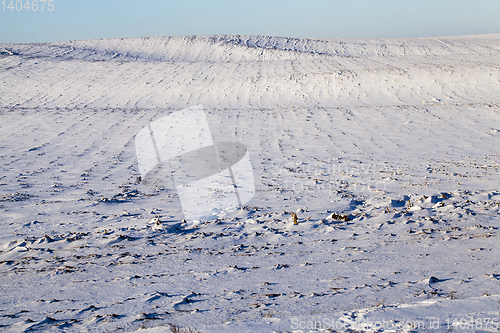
[1,34,500,332]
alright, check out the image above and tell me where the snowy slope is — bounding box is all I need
[1,35,500,332]
[1,34,500,109]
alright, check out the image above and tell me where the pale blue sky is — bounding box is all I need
[1,0,499,43]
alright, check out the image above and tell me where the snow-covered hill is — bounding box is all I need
[1,35,500,332]
[1,34,500,109]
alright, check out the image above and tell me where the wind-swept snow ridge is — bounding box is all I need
[3,34,500,62]
[1,34,500,109]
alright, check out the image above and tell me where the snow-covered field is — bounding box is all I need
[1,34,500,332]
